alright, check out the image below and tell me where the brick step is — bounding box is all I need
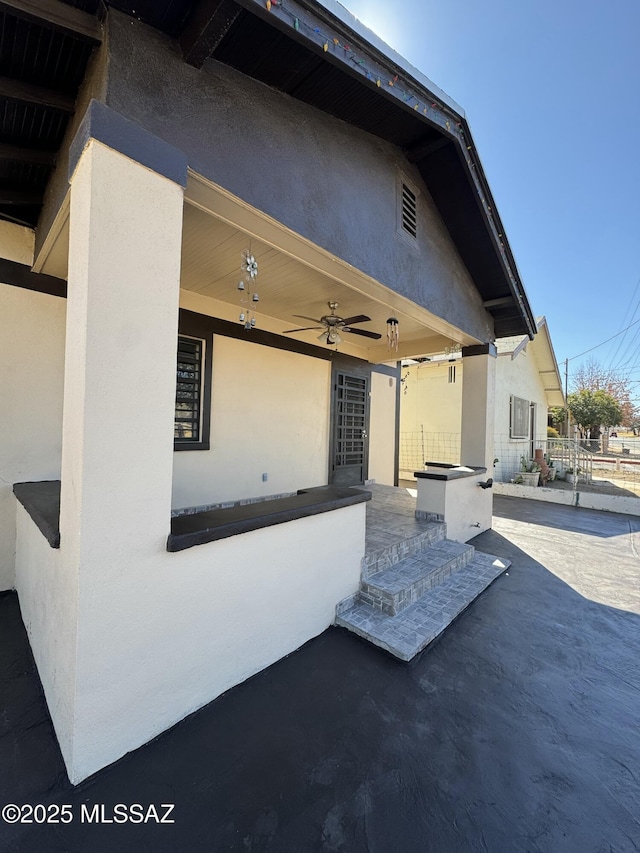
[360,540,475,616]
[362,521,446,579]
[335,552,510,662]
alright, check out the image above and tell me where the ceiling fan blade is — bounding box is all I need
[340,314,371,326]
[283,326,324,333]
[293,314,324,324]
[344,328,382,340]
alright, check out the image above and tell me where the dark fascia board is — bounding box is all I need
[456,117,537,340]
[0,258,66,298]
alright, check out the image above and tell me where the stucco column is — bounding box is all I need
[59,136,184,780]
[460,343,497,469]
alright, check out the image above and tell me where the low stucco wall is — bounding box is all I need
[494,482,640,516]
[0,284,65,591]
[416,470,492,542]
[15,500,365,784]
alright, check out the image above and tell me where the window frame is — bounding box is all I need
[509,394,530,440]
[174,313,213,452]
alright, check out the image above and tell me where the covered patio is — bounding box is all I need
[3,494,640,851]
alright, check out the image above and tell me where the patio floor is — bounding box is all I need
[2,495,640,851]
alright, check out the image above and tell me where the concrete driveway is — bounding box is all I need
[1,495,640,852]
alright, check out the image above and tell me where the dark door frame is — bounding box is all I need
[329,360,371,486]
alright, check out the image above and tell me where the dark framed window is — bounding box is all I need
[174,313,212,451]
[510,395,529,439]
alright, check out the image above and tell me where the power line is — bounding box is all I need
[568,315,640,361]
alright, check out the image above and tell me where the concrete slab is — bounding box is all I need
[2,494,640,851]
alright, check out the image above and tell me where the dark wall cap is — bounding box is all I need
[415,465,487,482]
[461,343,497,358]
[69,100,188,187]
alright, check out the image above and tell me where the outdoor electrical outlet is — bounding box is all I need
[262,473,268,482]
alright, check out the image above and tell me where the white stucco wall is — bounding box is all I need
[0,221,35,265]
[0,284,65,590]
[400,361,462,435]
[368,371,397,486]
[14,503,77,761]
[172,335,331,508]
[494,347,549,482]
[15,498,365,783]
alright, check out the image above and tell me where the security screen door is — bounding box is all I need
[331,370,370,486]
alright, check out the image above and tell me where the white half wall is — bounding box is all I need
[172,335,331,508]
[0,284,65,590]
[369,371,397,486]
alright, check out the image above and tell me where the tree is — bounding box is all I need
[549,406,566,433]
[567,389,623,439]
[571,358,638,430]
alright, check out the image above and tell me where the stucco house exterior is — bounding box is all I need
[0,0,535,783]
[399,316,564,482]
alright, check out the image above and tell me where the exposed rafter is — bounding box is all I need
[0,143,56,166]
[0,76,75,113]
[0,0,102,42]
[180,0,241,68]
[406,136,450,164]
[0,190,43,205]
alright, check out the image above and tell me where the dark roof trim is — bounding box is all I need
[0,258,66,297]
[69,100,188,187]
[0,0,102,42]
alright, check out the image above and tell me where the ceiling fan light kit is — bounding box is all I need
[284,301,383,348]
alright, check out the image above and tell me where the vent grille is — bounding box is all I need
[175,336,202,442]
[401,183,417,238]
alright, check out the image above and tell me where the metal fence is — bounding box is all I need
[400,429,640,500]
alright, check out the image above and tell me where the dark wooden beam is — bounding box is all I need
[180,0,241,68]
[0,258,66,298]
[406,135,449,164]
[0,75,75,112]
[0,0,101,43]
[0,143,56,166]
[0,189,42,205]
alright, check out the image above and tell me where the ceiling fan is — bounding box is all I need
[284,301,382,346]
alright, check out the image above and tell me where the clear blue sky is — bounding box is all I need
[341,0,640,394]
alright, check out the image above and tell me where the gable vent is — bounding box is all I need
[401,183,417,238]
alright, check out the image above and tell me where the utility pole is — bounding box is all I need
[565,358,570,436]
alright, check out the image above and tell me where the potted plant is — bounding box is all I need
[545,455,557,482]
[516,455,541,487]
[566,466,580,485]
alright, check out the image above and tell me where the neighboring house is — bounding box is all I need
[399,317,564,482]
[0,0,535,783]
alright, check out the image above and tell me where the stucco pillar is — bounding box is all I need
[460,344,497,469]
[460,344,496,533]
[60,135,184,781]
